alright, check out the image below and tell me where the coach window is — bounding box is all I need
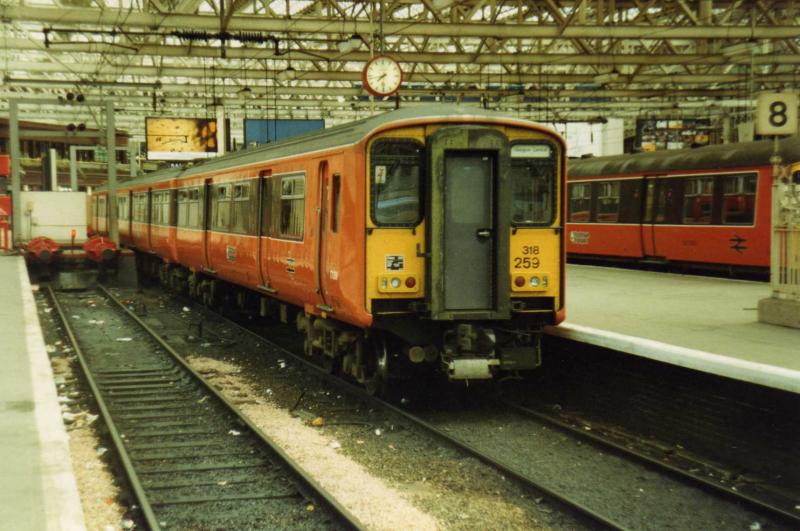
[722,174,757,225]
[231,182,252,234]
[370,139,423,226]
[132,193,148,223]
[331,173,341,233]
[273,174,305,239]
[511,143,555,225]
[117,196,128,221]
[655,178,684,224]
[188,188,201,228]
[568,183,592,222]
[682,176,714,224]
[596,181,620,222]
[212,184,231,231]
[618,180,642,223]
[177,189,189,226]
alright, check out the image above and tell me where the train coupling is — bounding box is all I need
[440,323,541,379]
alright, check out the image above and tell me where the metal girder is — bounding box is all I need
[4,6,800,39]
[4,60,796,84]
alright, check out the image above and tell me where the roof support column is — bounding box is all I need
[106,101,118,244]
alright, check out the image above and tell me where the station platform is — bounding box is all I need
[547,264,800,394]
[0,256,85,530]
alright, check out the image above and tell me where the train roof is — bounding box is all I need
[568,135,800,178]
[100,104,553,191]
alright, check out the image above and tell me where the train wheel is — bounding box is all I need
[364,333,390,397]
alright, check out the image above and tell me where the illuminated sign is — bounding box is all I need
[146,118,219,161]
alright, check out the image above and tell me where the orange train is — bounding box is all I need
[90,106,567,392]
[566,136,800,275]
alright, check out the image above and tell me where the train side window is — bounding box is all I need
[273,174,305,239]
[568,183,592,222]
[722,173,757,225]
[618,180,643,223]
[188,188,201,228]
[212,184,232,231]
[596,181,620,222]
[793,171,800,185]
[331,173,341,233]
[177,189,189,227]
[655,178,684,224]
[117,196,128,221]
[370,138,423,226]
[682,176,714,224]
[132,192,148,223]
[231,182,252,234]
[511,143,555,225]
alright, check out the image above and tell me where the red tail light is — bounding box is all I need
[405,276,416,288]
[514,276,526,287]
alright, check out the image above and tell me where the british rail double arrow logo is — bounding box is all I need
[729,235,747,254]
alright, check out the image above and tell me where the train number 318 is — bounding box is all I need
[514,246,541,269]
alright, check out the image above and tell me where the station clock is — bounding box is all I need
[361,55,403,97]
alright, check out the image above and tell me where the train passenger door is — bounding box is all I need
[258,170,273,291]
[146,188,153,249]
[641,176,658,258]
[202,179,214,271]
[316,161,330,309]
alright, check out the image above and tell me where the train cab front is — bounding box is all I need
[366,119,565,382]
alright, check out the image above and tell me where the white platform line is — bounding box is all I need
[18,259,86,531]
[545,322,800,395]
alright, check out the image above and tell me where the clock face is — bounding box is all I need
[362,55,403,96]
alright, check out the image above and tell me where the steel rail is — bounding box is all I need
[499,398,800,525]
[47,285,162,530]
[95,284,364,531]
[51,284,364,531]
[176,294,627,530]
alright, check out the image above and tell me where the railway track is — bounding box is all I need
[103,286,798,529]
[47,285,362,531]
[498,397,800,525]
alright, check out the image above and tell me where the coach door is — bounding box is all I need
[641,176,658,258]
[428,126,511,321]
[202,179,214,272]
[257,170,273,292]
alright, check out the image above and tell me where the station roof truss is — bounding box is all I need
[1,0,799,135]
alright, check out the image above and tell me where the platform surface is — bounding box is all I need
[0,256,85,530]
[548,264,800,394]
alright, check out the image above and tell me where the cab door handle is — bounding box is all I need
[476,228,492,239]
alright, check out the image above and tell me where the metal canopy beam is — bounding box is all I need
[4,6,800,39]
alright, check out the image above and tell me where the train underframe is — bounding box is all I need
[135,252,544,395]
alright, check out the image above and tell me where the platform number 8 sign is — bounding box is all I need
[756,92,799,136]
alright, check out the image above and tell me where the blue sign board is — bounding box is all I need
[244,119,325,145]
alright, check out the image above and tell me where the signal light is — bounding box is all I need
[405,276,416,288]
[390,277,401,289]
[514,276,525,287]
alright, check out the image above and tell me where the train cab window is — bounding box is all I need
[370,139,423,226]
[331,173,341,233]
[231,182,253,234]
[510,143,555,225]
[682,177,714,224]
[722,173,757,225]
[272,174,305,239]
[212,184,232,231]
[596,181,620,222]
[568,183,592,222]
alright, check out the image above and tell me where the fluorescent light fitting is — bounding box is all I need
[592,72,620,84]
[432,0,456,9]
[721,40,759,57]
[276,66,296,81]
[337,34,362,54]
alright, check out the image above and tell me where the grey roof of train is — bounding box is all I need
[99,104,541,191]
[569,135,800,178]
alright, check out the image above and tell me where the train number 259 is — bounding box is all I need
[514,245,540,269]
